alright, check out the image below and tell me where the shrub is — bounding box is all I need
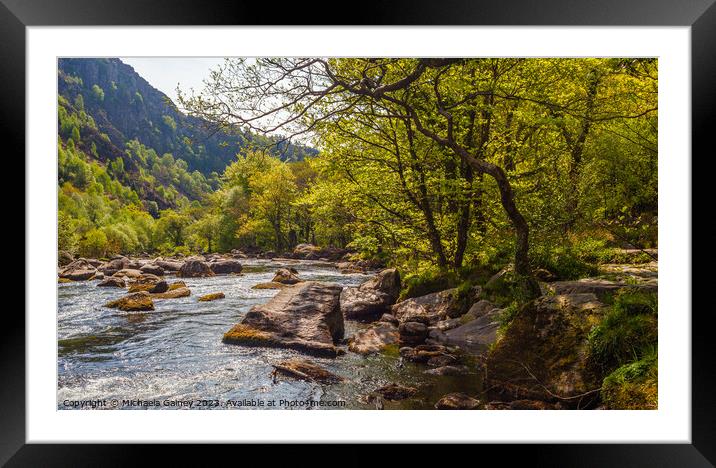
[588,290,657,374]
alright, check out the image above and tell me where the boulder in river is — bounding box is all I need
[98,256,131,276]
[58,250,74,267]
[104,291,154,311]
[252,282,288,290]
[400,344,457,364]
[222,281,344,357]
[58,259,97,281]
[167,281,186,291]
[372,383,417,401]
[485,293,606,408]
[127,274,164,293]
[390,288,458,325]
[97,276,126,288]
[293,243,322,257]
[198,292,225,302]
[112,268,143,279]
[271,268,302,284]
[424,365,470,376]
[139,263,165,276]
[154,259,184,272]
[340,268,401,321]
[178,259,215,278]
[152,287,191,299]
[398,321,428,346]
[272,359,344,384]
[426,353,459,367]
[292,243,348,261]
[209,259,243,275]
[348,322,399,355]
[434,392,481,410]
[437,306,503,353]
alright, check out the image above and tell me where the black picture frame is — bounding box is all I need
[4,0,713,465]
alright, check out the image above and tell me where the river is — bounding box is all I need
[58,258,483,410]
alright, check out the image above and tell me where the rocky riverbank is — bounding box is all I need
[57,245,658,410]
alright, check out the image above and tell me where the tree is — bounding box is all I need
[91,84,105,102]
[78,228,108,258]
[58,211,77,253]
[191,214,221,252]
[156,209,190,247]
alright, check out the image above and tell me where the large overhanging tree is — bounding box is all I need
[180,58,545,296]
[179,58,655,298]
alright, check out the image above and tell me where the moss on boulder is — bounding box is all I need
[485,293,606,407]
[198,292,225,302]
[104,291,154,311]
[152,287,191,299]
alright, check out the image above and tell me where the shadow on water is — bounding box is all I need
[58,327,133,357]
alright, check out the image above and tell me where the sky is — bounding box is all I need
[119,57,225,105]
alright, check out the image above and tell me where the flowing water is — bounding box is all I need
[58,258,483,410]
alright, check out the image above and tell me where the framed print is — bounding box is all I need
[5,0,714,464]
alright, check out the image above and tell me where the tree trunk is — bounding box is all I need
[454,161,473,270]
[486,165,541,299]
[452,146,540,299]
[416,183,449,270]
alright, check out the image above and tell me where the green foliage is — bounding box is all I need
[156,209,190,247]
[91,84,104,102]
[78,228,108,258]
[530,243,599,280]
[400,268,460,301]
[497,301,521,330]
[588,290,657,374]
[601,347,658,409]
[58,211,77,252]
[162,115,177,131]
[482,270,539,307]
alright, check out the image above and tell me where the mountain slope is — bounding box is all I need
[58,58,315,176]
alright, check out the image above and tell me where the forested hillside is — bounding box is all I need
[57,58,317,257]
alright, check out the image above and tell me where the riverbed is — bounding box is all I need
[58,258,483,410]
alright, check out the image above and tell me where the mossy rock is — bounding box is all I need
[128,279,167,294]
[104,291,154,312]
[272,359,344,384]
[198,292,225,302]
[222,324,284,347]
[222,282,344,358]
[167,281,186,291]
[601,355,657,409]
[152,287,191,299]
[485,293,606,407]
[251,282,287,290]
